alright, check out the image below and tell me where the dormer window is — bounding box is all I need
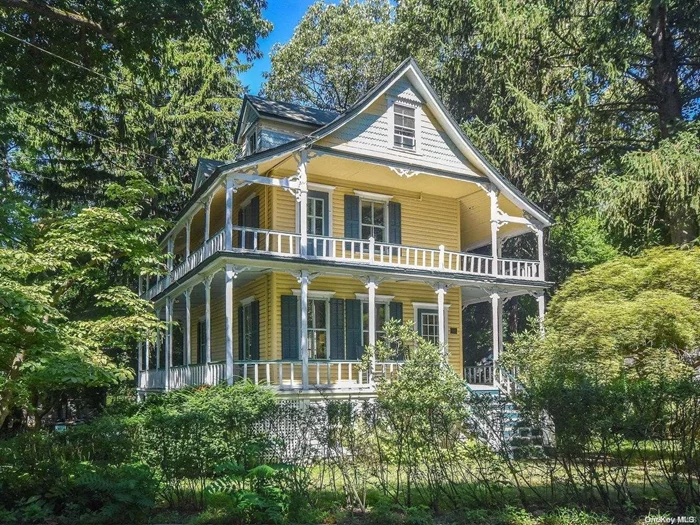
[393,104,416,150]
[246,130,257,155]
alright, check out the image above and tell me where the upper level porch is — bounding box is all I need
[141,149,547,301]
[143,225,543,300]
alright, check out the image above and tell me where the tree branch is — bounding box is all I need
[0,0,109,38]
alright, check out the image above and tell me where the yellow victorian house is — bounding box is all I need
[137,58,551,399]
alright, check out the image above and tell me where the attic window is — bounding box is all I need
[393,104,416,150]
[246,130,257,155]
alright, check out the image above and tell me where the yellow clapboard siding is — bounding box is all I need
[187,274,272,363]
[232,274,271,360]
[269,175,460,251]
[270,272,463,377]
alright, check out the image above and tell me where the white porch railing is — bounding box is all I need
[144,226,542,299]
[234,360,374,390]
[138,362,227,390]
[138,360,406,392]
[465,364,494,386]
[464,364,523,396]
[169,361,227,390]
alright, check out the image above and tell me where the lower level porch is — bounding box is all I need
[137,261,545,396]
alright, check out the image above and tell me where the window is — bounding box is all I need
[393,104,416,150]
[419,310,440,344]
[246,130,257,155]
[360,199,386,242]
[308,298,328,359]
[307,195,325,236]
[197,318,207,363]
[362,302,388,347]
[240,303,254,360]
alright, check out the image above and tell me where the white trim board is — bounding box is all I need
[355,293,395,302]
[291,289,336,299]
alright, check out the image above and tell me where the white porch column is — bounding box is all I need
[536,227,545,280]
[224,265,235,385]
[185,218,192,259]
[184,288,192,366]
[298,149,309,257]
[490,292,502,366]
[204,195,213,241]
[204,276,213,365]
[366,277,378,382]
[167,237,175,272]
[164,296,173,391]
[435,283,447,358]
[145,337,150,371]
[489,187,500,276]
[537,291,546,336]
[299,270,310,389]
[155,308,161,369]
[225,176,236,250]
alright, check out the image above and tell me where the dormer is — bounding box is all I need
[234,95,338,157]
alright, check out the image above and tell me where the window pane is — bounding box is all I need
[362,202,373,223]
[315,199,324,216]
[315,300,326,326]
[315,218,323,234]
[373,203,385,226]
[373,227,385,242]
[362,225,372,239]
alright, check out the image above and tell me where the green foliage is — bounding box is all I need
[0,174,166,429]
[0,0,270,108]
[263,0,396,111]
[509,247,700,385]
[197,462,289,524]
[548,215,619,285]
[598,124,700,247]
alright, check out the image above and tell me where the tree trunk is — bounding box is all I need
[649,1,683,139]
[666,205,699,246]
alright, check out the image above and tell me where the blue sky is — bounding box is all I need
[238,0,319,95]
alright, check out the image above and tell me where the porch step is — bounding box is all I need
[465,384,545,458]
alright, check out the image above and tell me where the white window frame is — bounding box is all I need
[412,302,451,344]
[359,198,388,243]
[357,295,392,348]
[386,96,422,154]
[307,194,326,237]
[297,183,335,236]
[246,128,258,156]
[292,290,335,360]
[239,296,255,361]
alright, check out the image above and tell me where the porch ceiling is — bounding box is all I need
[265,151,483,200]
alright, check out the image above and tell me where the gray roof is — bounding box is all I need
[245,95,339,127]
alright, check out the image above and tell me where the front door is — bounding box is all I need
[307,190,329,255]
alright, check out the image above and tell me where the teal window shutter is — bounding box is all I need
[389,301,403,323]
[345,299,363,359]
[238,305,244,360]
[344,195,360,238]
[388,201,402,244]
[251,300,260,360]
[330,298,345,359]
[281,295,299,359]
